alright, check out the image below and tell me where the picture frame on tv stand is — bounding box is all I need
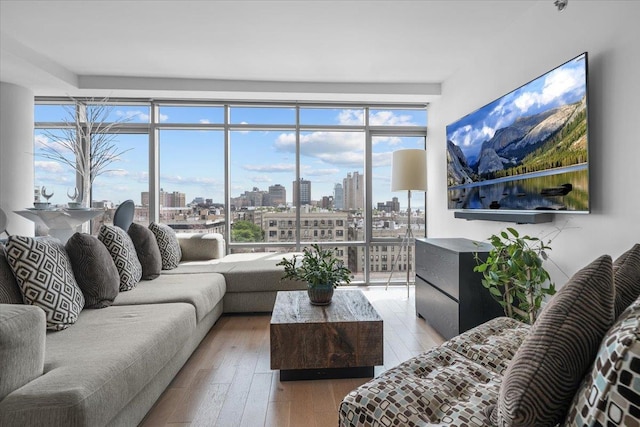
[446,52,590,221]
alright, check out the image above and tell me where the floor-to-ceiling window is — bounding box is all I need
[34,98,427,285]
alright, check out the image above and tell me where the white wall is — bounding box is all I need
[428,1,640,286]
[0,82,35,236]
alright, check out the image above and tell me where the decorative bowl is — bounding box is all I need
[67,202,82,209]
[33,202,50,210]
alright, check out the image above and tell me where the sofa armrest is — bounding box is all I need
[177,233,225,261]
[0,304,46,401]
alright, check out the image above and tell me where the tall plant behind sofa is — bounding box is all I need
[474,227,556,324]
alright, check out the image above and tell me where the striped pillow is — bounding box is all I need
[5,236,85,331]
[148,222,181,270]
[613,243,640,317]
[492,255,615,426]
[98,225,142,291]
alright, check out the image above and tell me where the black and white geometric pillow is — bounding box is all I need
[98,225,142,291]
[5,236,85,331]
[148,222,182,270]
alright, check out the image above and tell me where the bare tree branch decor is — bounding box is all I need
[38,97,133,206]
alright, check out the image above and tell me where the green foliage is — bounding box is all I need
[277,244,351,288]
[231,220,264,242]
[474,227,556,324]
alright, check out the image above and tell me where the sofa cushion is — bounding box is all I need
[112,272,226,322]
[149,222,181,270]
[492,255,615,427]
[65,233,120,308]
[340,346,502,425]
[0,248,23,304]
[0,304,46,402]
[444,316,530,375]
[5,236,85,331]
[564,296,640,426]
[98,224,142,291]
[128,223,162,280]
[613,243,640,317]
[0,303,195,427]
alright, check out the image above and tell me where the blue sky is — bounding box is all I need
[34,106,426,209]
[446,53,587,160]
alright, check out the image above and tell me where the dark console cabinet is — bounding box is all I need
[415,238,504,340]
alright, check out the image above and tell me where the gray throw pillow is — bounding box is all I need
[128,223,162,280]
[148,222,182,270]
[98,225,142,291]
[492,255,615,427]
[0,247,23,304]
[5,236,85,331]
[65,233,120,308]
[613,243,640,317]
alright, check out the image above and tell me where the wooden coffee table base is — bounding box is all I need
[270,290,383,382]
[280,366,374,382]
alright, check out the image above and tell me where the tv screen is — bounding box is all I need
[446,52,589,212]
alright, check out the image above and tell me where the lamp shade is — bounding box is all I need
[391,149,427,191]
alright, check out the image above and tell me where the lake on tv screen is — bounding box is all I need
[448,166,588,211]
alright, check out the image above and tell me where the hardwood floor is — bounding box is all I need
[140,285,444,427]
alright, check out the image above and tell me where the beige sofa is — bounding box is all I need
[0,233,305,427]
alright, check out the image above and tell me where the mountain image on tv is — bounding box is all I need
[446,53,589,212]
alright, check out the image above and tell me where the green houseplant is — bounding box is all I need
[277,244,351,305]
[474,227,556,324]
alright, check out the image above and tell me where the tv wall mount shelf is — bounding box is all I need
[454,210,554,224]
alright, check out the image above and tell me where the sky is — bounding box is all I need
[33,106,426,210]
[446,53,587,161]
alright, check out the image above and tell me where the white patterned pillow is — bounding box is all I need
[148,222,182,270]
[5,236,85,331]
[98,225,142,291]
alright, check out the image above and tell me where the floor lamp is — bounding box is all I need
[385,149,427,297]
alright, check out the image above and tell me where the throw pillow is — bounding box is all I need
[98,225,142,291]
[148,222,181,270]
[491,255,615,427]
[5,236,85,331]
[612,243,640,317]
[127,223,162,280]
[0,247,24,304]
[65,233,120,308]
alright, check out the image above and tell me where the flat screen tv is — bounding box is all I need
[446,52,589,213]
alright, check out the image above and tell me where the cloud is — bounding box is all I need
[115,110,168,122]
[303,168,340,177]
[251,175,272,183]
[243,164,295,173]
[513,65,585,114]
[199,119,211,124]
[159,175,219,186]
[34,160,67,173]
[337,109,417,126]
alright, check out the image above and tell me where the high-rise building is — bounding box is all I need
[333,183,344,210]
[343,172,364,211]
[377,197,400,213]
[268,184,286,206]
[293,178,311,206]
[141,192,149,206]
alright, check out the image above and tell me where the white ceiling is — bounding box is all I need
[0,0,543,102]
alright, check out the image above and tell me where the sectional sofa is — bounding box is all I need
[339,244,640,427]
[0,231,305,427]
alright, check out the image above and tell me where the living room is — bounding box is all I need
[1,1,639,426]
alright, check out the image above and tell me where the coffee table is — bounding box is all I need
[270,289,383,381]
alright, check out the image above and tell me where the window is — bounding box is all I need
[34,98,427,285]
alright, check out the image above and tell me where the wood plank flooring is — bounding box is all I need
[140,286,444,427]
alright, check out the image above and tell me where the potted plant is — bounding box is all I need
[474,227,556,324]
[277,244,351,305]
